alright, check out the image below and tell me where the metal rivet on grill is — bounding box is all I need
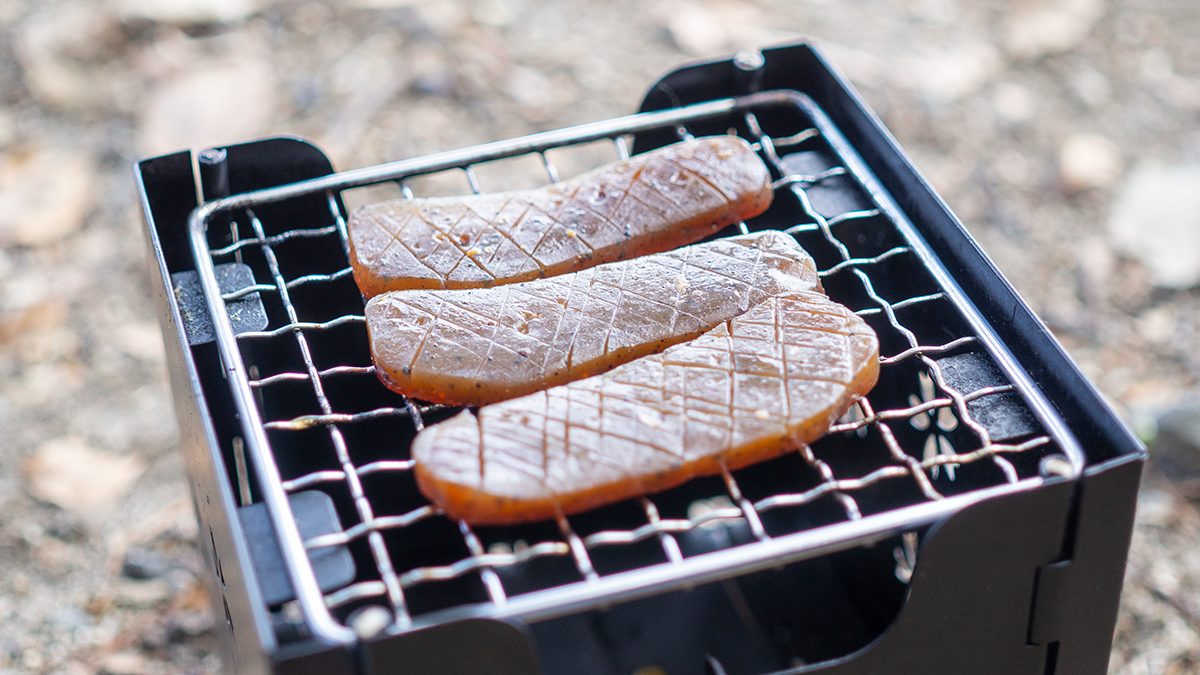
[733,51,767,95]
[198,147,231,201]
[1039,455,1075,478]
[733,50,766,72]
[349,605,393,639]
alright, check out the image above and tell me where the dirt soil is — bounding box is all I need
[1,1,1198,672]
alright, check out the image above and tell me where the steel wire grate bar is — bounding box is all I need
[190,90,1079,641]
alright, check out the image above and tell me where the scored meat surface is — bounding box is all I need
[347,136,773,296]
[412,290,880,525]
[365,231,819,406]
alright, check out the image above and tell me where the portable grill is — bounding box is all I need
[135,43,1145,674]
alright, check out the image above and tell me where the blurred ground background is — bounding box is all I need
[1,0,1198,672]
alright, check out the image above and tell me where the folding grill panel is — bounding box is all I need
[184,88,1083,643]
[139,42,1145,674]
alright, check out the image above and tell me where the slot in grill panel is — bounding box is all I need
[188,91,1077,641]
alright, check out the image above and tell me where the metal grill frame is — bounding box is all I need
[184,88,1087,645]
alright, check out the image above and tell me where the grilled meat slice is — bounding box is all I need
[412,290,879,525]
[347,136,773,296]
[365,231,819,406]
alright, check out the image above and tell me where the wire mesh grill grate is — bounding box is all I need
[194,92,1068,637]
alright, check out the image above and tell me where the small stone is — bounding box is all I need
[993,82,1038,124]
[1154,398,1200,498]
[408,2,469,34]
[113,321,167,363]
[0,147,94,248]
[45,510,86,542]
[0,300,67,348]
[121,546,174,580]
[993,148,1035,186]
[1059,133,1122,192]
[113,0,262,25]
[906,44,1002,102]
[657,2,770,57]
[0,108,13,148]
[1108,163,1200,288]
[1136,485,1178,523]
[50,607,92,631]
[60,662,93,675]
[138,59,278,155]
[1139,48,1174,82]
[13,5,124,111]
[113,579,173,608]
[819,42,887,90]
[10,572,30,596]
[506,66,561,114]
[1003,0,1105,60]
[32,538,76,575]
[1137,305,1177,346]
[22,649,45,672]
[472,0,522,28]
[1068,68,1112,107]
[662,4,728,55]
[23,437,146,517]
[165,610,215,641]
[98,651,150,675]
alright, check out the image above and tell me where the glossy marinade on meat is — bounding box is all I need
[411,290,879,525]
[365,231,819,406]
[347,136,774,296]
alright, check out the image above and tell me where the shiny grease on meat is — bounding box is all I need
[412,290,880,525]
[364,231,819,406]
[347,136,773,296]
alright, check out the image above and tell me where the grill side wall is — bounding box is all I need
[137,146,357,674]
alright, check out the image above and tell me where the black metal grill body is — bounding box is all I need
[136,43,1144,674]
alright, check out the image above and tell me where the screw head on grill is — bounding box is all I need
[349,605,393,639]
